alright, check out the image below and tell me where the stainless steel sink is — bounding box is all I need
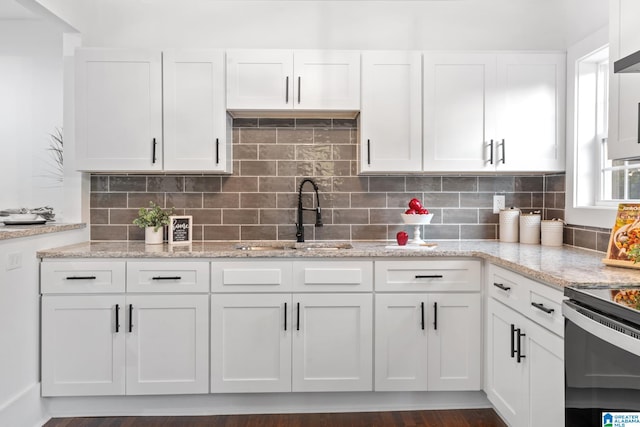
[294,243,353,251]
[235,242,353,251]
[235,244,295,251]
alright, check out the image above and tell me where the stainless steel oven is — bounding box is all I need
[563,286,640,427]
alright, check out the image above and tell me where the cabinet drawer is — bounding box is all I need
[211,261,293,292]
[41,261,126,294]
[488,264,564,336]
[127,261,209,293]
[293,261,373,292]
[375,260,481,292]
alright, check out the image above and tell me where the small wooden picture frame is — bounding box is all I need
[168,215,192,245]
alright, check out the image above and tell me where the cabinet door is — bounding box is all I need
[75,49,163,171]
[374,294,428,391]
[360,51,422,173]
[427,293,481,391]
[525,317,564,427]
[494,53,566,172]
[486,298,527,427]
[41,295,125,396]
[423,53,497,172]
[126,295,209,395]
[163,49,231,172]
[293,50,360,110]
[226,50,292,109]
[608,0,640,160]
[292,293,373,392]
[210,294,292,393]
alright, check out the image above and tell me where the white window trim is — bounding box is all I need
[565,26,618,229]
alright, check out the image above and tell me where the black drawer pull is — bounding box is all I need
[128,304,134,333]
[296,302,300,331]
[152,276,182,280]
[115,304,120,333]
[66,276,97,280]
[284,302,287,331]
[420,302,425,330]
[516,328,526,363]
[531,302,554,314]
[415,275,443,279]
[215,138,220,164]
[433,302,438,331]
[493,282,511,291]
[510,324,516,358]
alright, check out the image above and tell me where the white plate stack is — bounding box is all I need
[520,212,541,244]
[499,208,520,242]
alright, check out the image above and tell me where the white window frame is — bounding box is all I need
[565,27,618,228]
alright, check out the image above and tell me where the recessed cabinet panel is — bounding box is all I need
[210,294,292,393]
[360,51,422,173]
[75,49,163,171]
[126,295,209,395]
[211,261,293,292]
[41,295,126,396]
[292,293,373,392]
[293,260,373,292]
[163,50,230,172]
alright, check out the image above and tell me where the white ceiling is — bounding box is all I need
[0,0,37,19]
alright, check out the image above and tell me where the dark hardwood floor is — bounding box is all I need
[44,409,507,427]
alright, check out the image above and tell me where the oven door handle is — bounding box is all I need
[562,300,640,356]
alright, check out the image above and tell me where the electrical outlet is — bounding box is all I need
[7,252,22,270]
[493,195,505,214]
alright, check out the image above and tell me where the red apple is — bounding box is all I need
[408,198,422,210]
[396,231,409,246]
[418,208,429,214]
[404,208,416,214]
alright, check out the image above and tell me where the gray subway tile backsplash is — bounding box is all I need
[90,118,608,251]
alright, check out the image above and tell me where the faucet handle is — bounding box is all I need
[315,208,323,227]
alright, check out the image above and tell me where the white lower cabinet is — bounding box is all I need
[40,260,210,397]
[374,260,482,392]
[210,259,373,393]
[486,295,564,427]
[42,294,209,396]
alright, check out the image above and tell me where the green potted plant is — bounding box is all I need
[133,202,174,244]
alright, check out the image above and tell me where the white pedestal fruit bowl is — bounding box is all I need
[401,213,434,245]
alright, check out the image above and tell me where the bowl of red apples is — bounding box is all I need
[401,198,434,224]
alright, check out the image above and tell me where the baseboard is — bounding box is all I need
[0,383,48,427]
[45,391,492,418]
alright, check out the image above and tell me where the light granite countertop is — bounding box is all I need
[36,240,640,290]
[0,223,86,240]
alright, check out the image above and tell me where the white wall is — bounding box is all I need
[0,19,65,217]
[0,228,88,427]
[34,0,607,51]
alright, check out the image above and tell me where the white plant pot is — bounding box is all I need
[145,226,164,245]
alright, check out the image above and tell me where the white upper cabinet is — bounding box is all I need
[75,48,231,173]
[163,49,231,172]
[494,53,566,172]
[360,51,423,173]
[423,52,565,172]
[75,49,163,172]
[423,53,497,172]
[226,50,360,111]
[608,0,640,160]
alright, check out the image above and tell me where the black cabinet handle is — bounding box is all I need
[152,138,157,164]
[296,302,300,331]
[115,304,120,333]
[510,324,516,358]
[433,302,438,330]
[493,282,511,292]
[367,139,371,165]
[285,76,289,103]
[516,329,526,363]
[284,302,287,331]
[216,138,220,164]
[152,276,182,280]
[489,139,494,165]
[415,275,443,279]
[501,138,505,164]
[531,302,554,314]
[420,302,425,330]
[297,76,301,104]
[65,276,96,280]
[128,304,133,333]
